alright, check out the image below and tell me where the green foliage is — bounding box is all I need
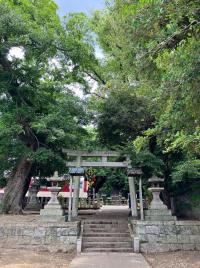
[97,89,153,146]
[99,168,129,197]
[0,0,97,182]
[172,159,200,184]
[125,142,165,179]
[91,0,200,188]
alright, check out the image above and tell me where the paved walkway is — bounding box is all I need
[78,205,130,221]
[69,252,150,268]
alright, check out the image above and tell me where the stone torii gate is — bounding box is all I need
[62,149,144,220]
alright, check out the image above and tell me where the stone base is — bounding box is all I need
[25,203,41,211]
[40,203,65,222]
[145,209,176,221]
[145,215,177,221]
[40,215,66,222]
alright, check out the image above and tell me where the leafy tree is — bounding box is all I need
[0,1,98,213]
[87,0,200,213]
[92,0,200,180]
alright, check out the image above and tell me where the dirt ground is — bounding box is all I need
[0,249,75,268]
[144,251,200,268]
[0,249,200,268]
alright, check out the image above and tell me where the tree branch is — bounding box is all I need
[145,20,200,57]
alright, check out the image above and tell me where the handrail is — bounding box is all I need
[128,220,140,253]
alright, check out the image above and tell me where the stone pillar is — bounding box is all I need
[139,177,144,220]
[68,176,73,222]
[72,176,80,218]
[128,177,138,217]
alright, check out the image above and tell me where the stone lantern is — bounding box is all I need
[25,177,41,211]
[148,176,166,210]
[145,175,176,221]
[40,171,65,222]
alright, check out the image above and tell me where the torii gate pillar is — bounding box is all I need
[127,168,143,218]
[72,156,81,218]
[128,176,138,217]
[72,176,80,218]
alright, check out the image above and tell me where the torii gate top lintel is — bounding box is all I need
[62,149,131,168]
[62,149,144,220]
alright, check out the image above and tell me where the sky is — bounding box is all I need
[54,0,105,16]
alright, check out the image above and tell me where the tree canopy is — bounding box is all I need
[91,0,200,182]
[0,0,100,213]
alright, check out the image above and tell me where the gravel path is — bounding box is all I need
[0,249,75,268]
[144,251,200,268]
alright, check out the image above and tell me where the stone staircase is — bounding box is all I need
[82,220,133,252]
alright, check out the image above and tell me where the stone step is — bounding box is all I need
[84,227,128,232]
[84,223,128,228]
[82,247,133,253]
[83,228,129,233]
[82,216,132,253]
[84,220,128,223]
[83,241,132,249]
[83,236,131,242]
[84,232,130,237]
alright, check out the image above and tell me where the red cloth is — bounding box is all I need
[60,183,70,192]
[39,186,49,192]
[84,180,88,192]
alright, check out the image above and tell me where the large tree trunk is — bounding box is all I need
[2,157,33,214]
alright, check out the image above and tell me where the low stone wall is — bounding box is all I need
[0,220,80,252]
[135,220,200,253]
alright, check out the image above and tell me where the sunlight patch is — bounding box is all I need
[8,47,25,61]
